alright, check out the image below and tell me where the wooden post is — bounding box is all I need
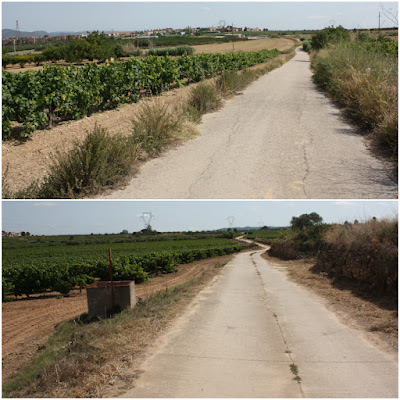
[109,248,115,313]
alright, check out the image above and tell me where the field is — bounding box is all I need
[245,227,287,242]
[3,37,294,73]
[193,37,293,53]
[3,233,243,298]
[2,48,280,139]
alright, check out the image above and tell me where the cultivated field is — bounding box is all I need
[4,37,295,73]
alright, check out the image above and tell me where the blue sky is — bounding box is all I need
[2,2,398,32]
[2,200,397,235]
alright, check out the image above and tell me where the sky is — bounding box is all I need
[2,200,397,235]
[2,2,398,33]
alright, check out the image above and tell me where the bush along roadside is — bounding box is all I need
[268,214,398,299]
[311,31,398,164]
[313,218,398,299]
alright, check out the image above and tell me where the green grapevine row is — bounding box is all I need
[2,240,242,299]
[2,49,279,138]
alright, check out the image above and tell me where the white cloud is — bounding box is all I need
[33,202,58,207]
[201,7,212,12]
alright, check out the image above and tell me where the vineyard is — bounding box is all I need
[2,235,243,299]
[2,48,280,138]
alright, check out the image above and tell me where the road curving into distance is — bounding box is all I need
[101,48,397,199]
[119,241,398,398]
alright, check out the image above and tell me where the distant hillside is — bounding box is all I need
[3,29,48,38]
[2,29,88,39]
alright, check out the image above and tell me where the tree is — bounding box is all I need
[311,26,350,50]
[290,212,323,231]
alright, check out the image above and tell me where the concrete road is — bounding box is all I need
[101,49,397,199]
[120,244,398,398]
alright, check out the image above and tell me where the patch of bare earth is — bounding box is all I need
[193,38,294,53]
[3,44,296,196]
[2,254,234,385]
[262,253,398,360]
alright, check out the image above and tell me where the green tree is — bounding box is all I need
[290,212,323,231]
[311,26,350,50]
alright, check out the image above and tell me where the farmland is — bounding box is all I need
[2,232,243,298]
[2,48,280,139]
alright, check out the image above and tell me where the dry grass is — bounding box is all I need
[323,217,397,246]
[132,101,185,158]
[3,259,228,398]
[311,42,398,161]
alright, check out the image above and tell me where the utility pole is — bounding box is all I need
[232,21,235,53]
[378,11,381,33]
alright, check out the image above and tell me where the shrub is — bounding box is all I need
[34,124,138,198]
[315,218,398,297]
[311,26,350,50]
[132,101,183,157]
[147,46,194,57]
[302,39,312,52]
[186,83,221,122]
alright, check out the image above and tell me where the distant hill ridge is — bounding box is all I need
[2,29,88,38]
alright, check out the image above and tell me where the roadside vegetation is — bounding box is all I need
[268,213,398,300]
[309,27,398,164]
[2,261,227,398]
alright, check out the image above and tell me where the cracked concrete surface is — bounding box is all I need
[100,49,397,199]
[119,243,398,398]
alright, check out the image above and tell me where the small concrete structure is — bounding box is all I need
[86,280,136,318]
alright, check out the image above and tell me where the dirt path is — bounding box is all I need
[101,48,397,199]
[119,243,397,397]
[2,254,233,384]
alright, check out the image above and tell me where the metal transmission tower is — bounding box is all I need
[219,20,226,28]
[140,212,154,230]
[14,20,20,55]
[227,216,234,229]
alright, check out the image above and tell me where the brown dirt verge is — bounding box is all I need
[3,48,296,196]
[2,254,234,385]
[262,253,398,360]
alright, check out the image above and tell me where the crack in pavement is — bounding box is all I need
[251,250,305,398]
[188,108,242,197]
[157,353,298,363]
